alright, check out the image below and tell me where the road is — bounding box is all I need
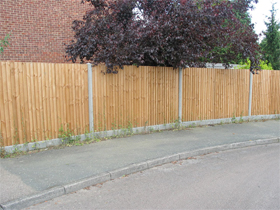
[25,144,280,209]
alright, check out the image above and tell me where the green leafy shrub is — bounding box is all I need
[237,59,273,70]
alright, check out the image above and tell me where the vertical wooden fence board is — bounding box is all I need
[270,71,280,114]
[105,71,110,130]
[49,63,55,138]
[150,66,154,125]
[131,67,135,127]
[110,71,115,129]
[21,63,29,142]
[68,64,74,132]
[0,62,8,146]
[165,67,169,123]
[37,63,43,141]
[104,74,112,130]
[130,66,134,126]
[148,67,152,126]
[123,67,127,128]
[45,63,50,138]
[62,64,67,134]
[191,68,196,121]
[71,64,75,133]
[106,68,111,130]
[158,67,162,124]
[25,63,33,141]
[67,64,72,132]
[117,71,121,129]
[139,67,143,126]
[211,69,216,119]
[76,63,82,133]
[14,62,22,143]
[183,68,188,121]
[155,66,159,124]
[238,69,246,116]
[138,67,141,126]
[40,63,46,139]
[145,67,149,125]
[32,63,37,140]
[78,64,83,134]
[113,71,117,129]
[101,66,106,130]
[73,64,79,134]
[119,68,123,129]
[265,72,271,114]
[274,71,280,114]
[9,62,16,144]
[92,66,97,132]
[30,63,37,140]
[153,66,156,125]
[127,67,131,127]
[55,64,61,138]
[98,65,104,130]
[34,63,40,139]
[66,64,72,132]
[47,63,53,138]
[6,62,15,144]
[75,64,80,134]
[167,67,170,123]
[111,71,115,129]
[113,71,118,129]
[34,63,41,140]
[159,67,163,124]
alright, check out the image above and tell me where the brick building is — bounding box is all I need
[0,0,91,63]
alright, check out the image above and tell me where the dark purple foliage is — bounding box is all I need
[66,0,261,73]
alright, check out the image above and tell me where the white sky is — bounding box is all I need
[249,0,280,41]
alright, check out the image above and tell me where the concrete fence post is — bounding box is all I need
[178,67,183,123]
[87,63,94,133]
[248,71,253,116]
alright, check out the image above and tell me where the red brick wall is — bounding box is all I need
[0,0,91,63]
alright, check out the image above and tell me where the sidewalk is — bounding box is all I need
[0,120,279,209]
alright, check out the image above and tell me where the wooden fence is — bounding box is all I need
[182,68,251,121]
[0,61,279,146]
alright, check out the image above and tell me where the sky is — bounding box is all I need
[249,0,280,42]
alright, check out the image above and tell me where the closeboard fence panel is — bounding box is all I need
[213,69,250,119]
[182,68,250,121]
[252,70,280,115]
[269,71,280,114]
[91,65,179,131]
[252,71,270,115]
[0,62,89,147]
[0,62,280,147]
[182,68,216,121]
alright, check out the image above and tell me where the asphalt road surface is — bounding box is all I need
[25,144,280,210]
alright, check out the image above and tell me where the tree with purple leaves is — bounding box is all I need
[66,0,261,73]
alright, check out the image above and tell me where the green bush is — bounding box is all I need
[236,59,273,70]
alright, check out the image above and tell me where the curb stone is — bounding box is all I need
[1,186,65,210]
[147,154,180,168]
[256,138,279,145]
[109,162,148,180]
[1,138,279,210]
[64,173,111,194]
